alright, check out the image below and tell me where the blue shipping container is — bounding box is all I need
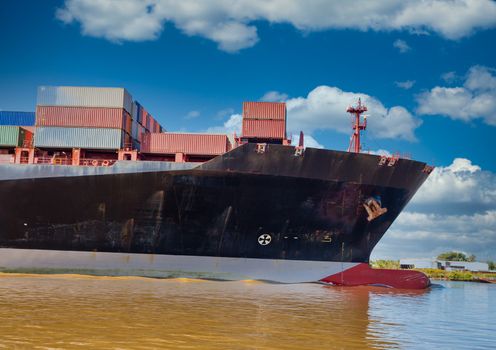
[0,111,36,126]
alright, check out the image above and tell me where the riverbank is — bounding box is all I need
[371,260,496,282]
[416,268,496,282]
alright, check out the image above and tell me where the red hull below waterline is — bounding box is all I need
[321,263,431,289]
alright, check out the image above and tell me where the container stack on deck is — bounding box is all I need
[141,132,231,162]
[239,102,289,144]
[0,111,36,163]
[35,86,135,151]
[1,86,294,166]
[131,101,163,150]
[33,86,164,165]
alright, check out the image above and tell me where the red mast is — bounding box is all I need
[347,98,367,153]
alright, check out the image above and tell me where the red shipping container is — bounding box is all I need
[242,102,286,120]
[242,119,286,139]
[36,106,130,130]
[142,133,229,155]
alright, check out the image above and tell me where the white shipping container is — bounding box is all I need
[37,86,133,114]
[34,127,125,150]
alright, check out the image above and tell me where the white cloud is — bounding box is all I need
[260,91,289,102]
[286,86,421,141]
[56,0,165,42]
[185,110,200,119]
[370,149,392,157]
[373,158,496,261]
[372,210,496,261]
[417,65,496,125]
[464,65,496,91]
[410,158,496,212]
[205,113,242,134]
[57,0,496,52]
[215,108,234,119]
[441,71,458,84]
[393,39,411,53]
[291,132,324,149]
[395,80,415,89]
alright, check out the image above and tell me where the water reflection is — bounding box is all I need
[0,274,493,349]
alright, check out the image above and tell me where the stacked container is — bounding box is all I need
[141,132,230,156]
[132,100,165,150]
[0,111,36,126]
[0,126,33,147]
[241,102,287,140]
[34,86,136,150]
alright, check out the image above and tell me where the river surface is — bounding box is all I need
[0,274,494,349]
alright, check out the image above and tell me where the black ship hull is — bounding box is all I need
[0,144,431,288]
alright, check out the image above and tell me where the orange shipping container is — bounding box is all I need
[142,133,229,155]
[36,106,131,132]
[242,102,286,120]
[242,119,286,139]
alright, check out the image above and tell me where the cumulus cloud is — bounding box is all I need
[370,149,392,157]
[395,80,415,89]
[291,132,324,149]
[56,0,496,52]
[393,39,411,53]
[372,210,496,261]
[417,65,496,125]
[409,158,496,214]
[56,0,165,42]
[185,110,200,119]
[285,86,421,141]
[373,158,496,261]
[260,91,289,102]
[205,113,242,134]
[441,71,458,84]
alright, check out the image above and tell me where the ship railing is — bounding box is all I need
[35,157,72,165]
[122,142,134,151]
[33,157,117,166]
[19,156,30,164]
[0,155,15,164]
[79,158,117,167]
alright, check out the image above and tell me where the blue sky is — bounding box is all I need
[1,0,495,260]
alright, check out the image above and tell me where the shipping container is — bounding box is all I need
[0,111,36,126]
[142,133,229,155]
[131,102,138,121]
[146,114,151,131]
[34,127,125,150]
[242,102,286,120]
[21,126,36,135]
[36,106,131,131]
[242,119,286,139]
[131,119,139,140]
[134,102,142,124]
[132,139,141,151]
[0,126,33,147]
[139,106,147,127]
[137,125,147,144]
[37,86,133,114]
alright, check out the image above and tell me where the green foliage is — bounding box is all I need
[488,261,496,271]
[371,260,400,269]
[437,251,476,262]
[447,270,473,281]
[419,269,448,279]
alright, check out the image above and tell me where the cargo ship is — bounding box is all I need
[0,86,434,289]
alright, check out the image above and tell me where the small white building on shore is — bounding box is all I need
[400,259,489,272]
